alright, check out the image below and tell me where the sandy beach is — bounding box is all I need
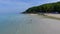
[45,14,60,18]
[28,15,60,34]
[15,15,60,34]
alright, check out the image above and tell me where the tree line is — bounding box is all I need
[22,2,60,14]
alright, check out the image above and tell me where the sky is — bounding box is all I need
[0,0,60,14]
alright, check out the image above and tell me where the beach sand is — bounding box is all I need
[16,15,60,34]
[45,14,60,18]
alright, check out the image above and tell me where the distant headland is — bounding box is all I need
[22,2,60,14]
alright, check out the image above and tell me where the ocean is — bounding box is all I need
[0,14,33,34]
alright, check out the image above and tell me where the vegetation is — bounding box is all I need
[22,2,60,14]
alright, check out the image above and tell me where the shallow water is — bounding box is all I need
[0,14,34,34]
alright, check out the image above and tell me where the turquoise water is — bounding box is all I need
[0,14,32,34]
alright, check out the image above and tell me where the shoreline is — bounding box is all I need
[28,13,60,20]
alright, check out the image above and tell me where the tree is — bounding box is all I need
[22,2,60,14]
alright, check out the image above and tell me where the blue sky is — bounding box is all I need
[0,0,60,14]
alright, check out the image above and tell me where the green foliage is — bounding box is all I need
[22,2,60,14]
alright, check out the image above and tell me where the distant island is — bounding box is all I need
[22,2,60,14]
